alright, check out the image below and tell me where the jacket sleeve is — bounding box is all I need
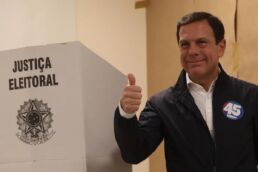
[254,122,258,164]
[114,100,164,164]
[253,88,258,164]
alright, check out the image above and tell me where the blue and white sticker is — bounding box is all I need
[222,101,244,120]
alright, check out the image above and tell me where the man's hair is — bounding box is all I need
[176,12,225,44]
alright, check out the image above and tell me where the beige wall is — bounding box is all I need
[0,0,76,51]
[238,1,258,83]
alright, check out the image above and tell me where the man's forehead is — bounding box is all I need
[179,20,212,32]
[179,20,215,41]
[179,37,209,43]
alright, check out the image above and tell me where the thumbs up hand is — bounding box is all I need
[120,73,142,114]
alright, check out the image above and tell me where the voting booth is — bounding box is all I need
[0,42,131,172]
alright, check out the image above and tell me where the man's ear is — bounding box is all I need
[218,39,226,57]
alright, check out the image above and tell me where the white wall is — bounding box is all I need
[0,0,148,172]
[0,0,76,51]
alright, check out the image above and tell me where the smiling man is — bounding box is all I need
[114,12,258,172]
[178,19,225,91]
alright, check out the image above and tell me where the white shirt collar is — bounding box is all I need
[186,67,220,92]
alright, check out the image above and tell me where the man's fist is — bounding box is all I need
[120,74,142,114]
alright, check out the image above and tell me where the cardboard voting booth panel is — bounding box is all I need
[0,42,131,172]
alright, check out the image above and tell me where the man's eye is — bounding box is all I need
[197,40,208,47]
[180,42,189,49]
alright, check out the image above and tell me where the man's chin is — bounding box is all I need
[188,69,205,79]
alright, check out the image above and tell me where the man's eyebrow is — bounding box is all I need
[178,40,188,44]
[196,38,209,41]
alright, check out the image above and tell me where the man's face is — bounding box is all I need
[178,20,225,82]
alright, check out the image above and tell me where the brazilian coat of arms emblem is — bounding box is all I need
[16,99,55,145]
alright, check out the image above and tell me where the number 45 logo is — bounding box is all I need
[222,101,244,120]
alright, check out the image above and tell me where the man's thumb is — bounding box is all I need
[128,73,136,85]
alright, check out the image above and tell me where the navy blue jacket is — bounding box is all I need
[114,66,258,172]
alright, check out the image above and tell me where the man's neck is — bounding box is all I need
[188,69,220,91]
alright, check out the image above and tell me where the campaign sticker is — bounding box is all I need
[222,101,244,120]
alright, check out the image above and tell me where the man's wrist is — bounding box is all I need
[118,101,136,119]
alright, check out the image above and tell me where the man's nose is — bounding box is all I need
[188,44,200,55]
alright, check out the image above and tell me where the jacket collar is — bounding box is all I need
[170,64,230,124]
